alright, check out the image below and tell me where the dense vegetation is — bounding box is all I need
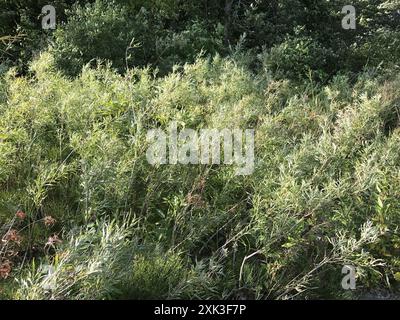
[1,0,400,299]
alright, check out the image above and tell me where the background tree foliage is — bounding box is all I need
[1,0,399,78]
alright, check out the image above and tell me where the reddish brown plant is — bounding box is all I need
[45,234,62,248]
[0,260,12,279]
[16,210,26,220]
[44,216,56,228]
[2,229,22,245]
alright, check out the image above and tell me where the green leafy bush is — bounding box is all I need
[260,35,338,81]
[51,1,225,76]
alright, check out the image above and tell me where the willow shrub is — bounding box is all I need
[1,52,400,299]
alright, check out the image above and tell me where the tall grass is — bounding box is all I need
[1,52,400,299]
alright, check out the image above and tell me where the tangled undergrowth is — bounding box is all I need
[1,52,400,299]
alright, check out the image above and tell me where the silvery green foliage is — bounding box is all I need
[1,52,400,299]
